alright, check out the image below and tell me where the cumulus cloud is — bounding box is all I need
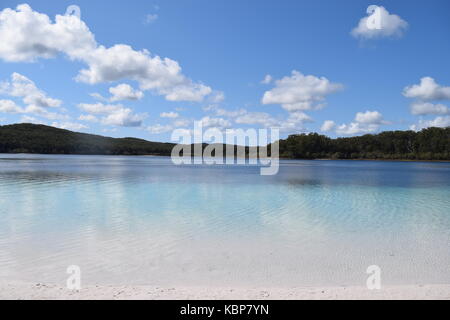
[23,105,69,120]
[213,107,247,118]
[173,118,191,128]
[89,92,108,102]
[410,102,449,116]
[209,91,225,103]
[77,102,147,127]
[51,121,88,131]
[109,84,144,102]
[20,115,46,124]
[410,116,450,131]
[279,112,313,133]
[333,111,388,135]
[336,123,380,135]
[146,106,313,137]
[355,110,386,124]
[1,73,61,108]
[199,116,231,129]
[160,112,179,119]
[235,112,279,127]
[351,6,408,39]
[0,99,23,113]
[74,45,212,102]
[0,73,68,120]
[203,103,313,133]
[234,110,311,132]
[0,4,213,102]
[78,103,121,115]
[146,124,173,134]
[0,4,96,62]
[403,77,450,129]
[78,114,98,122]
[101,108,147,127]
[321,120,336,132]
[262,70,343,112]
[261,75,273,84]
[403,77,450,101]
[145,117,191,135]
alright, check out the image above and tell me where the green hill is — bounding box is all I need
[0,123,175,155]
[0,123,449,160]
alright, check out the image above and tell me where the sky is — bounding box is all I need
[0,0,449,142]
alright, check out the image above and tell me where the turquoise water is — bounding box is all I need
[0,154,449,287]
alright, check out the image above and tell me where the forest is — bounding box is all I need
[0,123,449,160]
[0,123,175,156]
[276,127,450,160]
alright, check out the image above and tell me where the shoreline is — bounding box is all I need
[1,153,449,163]
[1,283,449,300]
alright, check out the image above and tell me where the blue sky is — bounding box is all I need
[0,0,449,142]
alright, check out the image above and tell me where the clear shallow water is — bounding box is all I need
[0,154,449,287]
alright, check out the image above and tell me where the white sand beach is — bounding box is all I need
[1,282,449,300]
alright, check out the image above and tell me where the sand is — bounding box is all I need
[1,282,449,300]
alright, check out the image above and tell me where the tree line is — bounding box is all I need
[0,123,449,160]
[276,127,450,160]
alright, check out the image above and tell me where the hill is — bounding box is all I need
[0,123,449,160]
[0,123,175,156]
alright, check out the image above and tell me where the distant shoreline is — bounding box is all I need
[1,124,449,162]
[1,152,449,163]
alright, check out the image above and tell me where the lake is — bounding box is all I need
[0,154,449,287]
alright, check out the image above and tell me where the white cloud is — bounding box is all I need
[1,73,61,108]
[0,4,213,102]
[334,111,387,135]
[0,99,23,113]
[336,122,380,135]
[20,115,46,124]
[78,114,98,122]
[146,124,173,134]
[23,105,69,120]
[101,108,147,127]
[145,14,158,24]
[234,110,312,132]
[0,4,96,62]
[262,70,343,111]
[202,104,313,133]
[351,6,408,39]
[89,92,108,102]
[215,108,247,118]
[410,116,450,131]
[279,112,313,133]
[410,102,449,116]
[403,77,450,128]
[77,102,147,127]
[160,112,179,119]
[403,77,450,101]
[261,75,273,84]
[51,121,88,131]
[355,111,385,124]
[199,116,231,129]
[78,103,121,115]
[109,84,144,102]
[173,118,191,127]
[321,120,336,132]
[74,45,212,102]
[0,73,69,120]
[209,91,225,103]
[145,115,191,134]
[235,112,279,127]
